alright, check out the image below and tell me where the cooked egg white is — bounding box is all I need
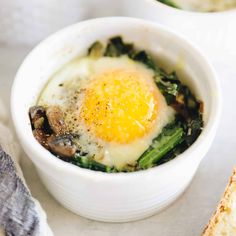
[170,0,236,11]
[38,56,175,169]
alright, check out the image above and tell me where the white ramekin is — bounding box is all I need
[11,17,221,222]
[123,0,236,63]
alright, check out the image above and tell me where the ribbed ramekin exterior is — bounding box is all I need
[36,159,197,222]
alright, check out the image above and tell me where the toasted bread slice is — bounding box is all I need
[202,168,236,236]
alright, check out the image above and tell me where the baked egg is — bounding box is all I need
[38,56,175,169]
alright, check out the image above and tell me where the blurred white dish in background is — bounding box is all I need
[123,0,236,65]
[160,0,236,12]
[0,0,88,46]
[11,17,221,222]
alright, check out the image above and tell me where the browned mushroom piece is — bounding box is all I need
[48,134,77,158]
[29,106,46,130]
[46,106,67,135]
[33,129,51,149]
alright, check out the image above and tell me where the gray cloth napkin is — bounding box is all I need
[0,147,40,236]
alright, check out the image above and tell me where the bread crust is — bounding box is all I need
[202,168,236,236]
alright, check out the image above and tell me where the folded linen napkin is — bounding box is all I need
[0,98,53,236]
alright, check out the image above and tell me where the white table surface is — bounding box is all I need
[0,44,235,236]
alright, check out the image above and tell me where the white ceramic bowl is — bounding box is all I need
[11,17,221,222]
[123,0,236,63]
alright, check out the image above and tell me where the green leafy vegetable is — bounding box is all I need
[138,122,184,169]
[157,0,179,8]
[156,80,179,105]
[132,51,157,71]
[72,153,117,173]
[104,37,134,57]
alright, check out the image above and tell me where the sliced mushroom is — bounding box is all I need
[29,106,46,130]
[33,129,51,148]
[46,106,66,135]
[29,105,53,134]
[48,134,77,158]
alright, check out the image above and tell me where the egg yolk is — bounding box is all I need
[79,69,159,144]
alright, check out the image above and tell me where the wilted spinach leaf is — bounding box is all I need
[104,36,134,57]
[157,0,179,8]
